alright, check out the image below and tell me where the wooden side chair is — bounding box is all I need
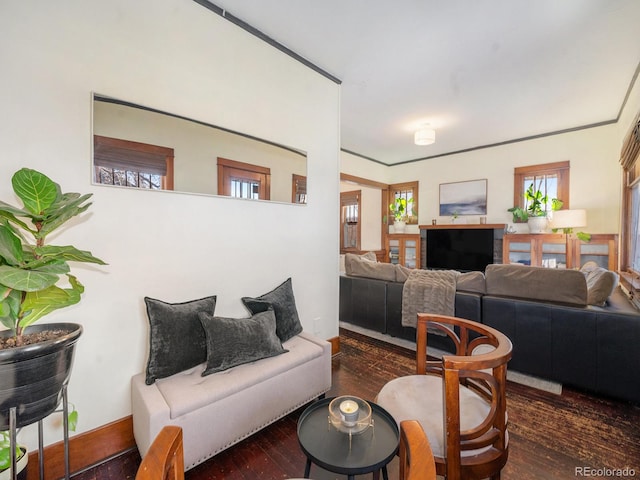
[377,314,513,480]
[136,425,185,480]
[399,420,437,480]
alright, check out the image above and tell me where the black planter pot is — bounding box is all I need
[0,323,82,430]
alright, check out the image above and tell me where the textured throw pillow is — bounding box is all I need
[584,267,619,306]
[241,278,303,342]
[144,295,216,385]
[199,309,288,375]
[344,252,377,275]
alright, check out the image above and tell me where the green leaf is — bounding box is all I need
[38,193,93,238]
[22,258,70,274]
[12,168,58,215]
[19,279,83,328]
[576,231,592,242]
[0,199,42,225]
[68,409,78,432]
[0,431,22,470]
[0,264,60,292]
[34,245,107,266]
[0,224,23,265]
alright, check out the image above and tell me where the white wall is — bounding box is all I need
[0,0,340,451]
[340,181,383,251]
[618,70,640,145]
[344,125,622,235]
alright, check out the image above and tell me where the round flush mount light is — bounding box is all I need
[414,124,436,145]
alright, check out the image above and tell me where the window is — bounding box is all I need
[217,158,270,200]
[340,191,361,252]
[93,135,174,190]
[292,174,307,204]
[620,112,640,293]
[513,162,570,212]
[388,181,419,225]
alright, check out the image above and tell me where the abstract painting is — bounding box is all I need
[439,179,487,216]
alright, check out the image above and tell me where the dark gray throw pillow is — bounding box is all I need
[241,277,303,342]
[199,309,288,375]
[144,295,216,385]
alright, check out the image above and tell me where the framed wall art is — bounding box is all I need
[439,179,487,216]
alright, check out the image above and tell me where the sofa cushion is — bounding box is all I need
[242,277,303,342]
[346,254,397,282]
[456,271,486,293]
[154,333,326,418]
[144,295,216,385]
[344,252,377,274]
[199,309,287,375]
[485,264,587,306]
[581,264,619,306]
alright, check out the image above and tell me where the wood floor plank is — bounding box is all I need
[70,328,640,479]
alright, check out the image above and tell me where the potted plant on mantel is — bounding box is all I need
[508,183,563,233]
[0,168,106,438]
[389,197,414,233]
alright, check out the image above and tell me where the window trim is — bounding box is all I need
[513,161,570,210]
[217,157,271,200]
[388,181,419,226]
[93,135,174,190]
[292,174,307,204]
[619,111,640,283]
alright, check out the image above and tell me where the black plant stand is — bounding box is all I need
[8,385,71,480]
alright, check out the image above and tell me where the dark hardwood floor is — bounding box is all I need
[73,328,640,479]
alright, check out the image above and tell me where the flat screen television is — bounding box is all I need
[425,228,494,272]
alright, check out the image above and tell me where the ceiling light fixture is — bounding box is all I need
[414,125,435,145]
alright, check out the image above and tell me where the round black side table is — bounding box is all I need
[297,397,399,480]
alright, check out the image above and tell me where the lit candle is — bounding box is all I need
[339,399,359,425]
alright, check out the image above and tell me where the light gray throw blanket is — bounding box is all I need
[402,269,460,328]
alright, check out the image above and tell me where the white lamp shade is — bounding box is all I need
[414,127,435,145]
[549,209,587,229]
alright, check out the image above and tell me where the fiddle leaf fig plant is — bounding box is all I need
[0,168,106,347]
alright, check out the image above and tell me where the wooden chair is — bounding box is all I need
[377,314,513,480]
[399,420,437,480]
[136,426,185,480]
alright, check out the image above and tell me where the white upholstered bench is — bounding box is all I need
[131,331,331,470]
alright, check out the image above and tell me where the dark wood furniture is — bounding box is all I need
[377,314,513,480]
[135,426,184,480]
[502,233,618,270]
[385,234,420,268]
[399,420,436,480]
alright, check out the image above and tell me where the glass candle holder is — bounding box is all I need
[328,395,372,434]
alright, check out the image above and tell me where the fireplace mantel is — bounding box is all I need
[419,223,506,230]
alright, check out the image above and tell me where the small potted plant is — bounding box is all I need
[389,197,414,233]
[0,168,106,433]
[508,183,562,233]
[0,431,27,480]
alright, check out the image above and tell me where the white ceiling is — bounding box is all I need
[206,0,640,165]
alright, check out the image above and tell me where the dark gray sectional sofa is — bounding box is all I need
[339,259,640,404]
